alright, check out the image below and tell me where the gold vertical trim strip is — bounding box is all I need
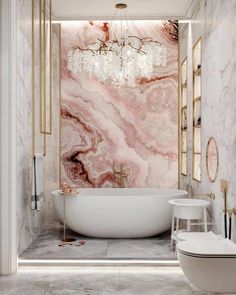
[39,0,53,155]
[32,0,35,157]
[192,37,202,182]
[40,0,44,134]
[40,0,52,136]
[192,39,195,181]
[177,26,180,188]
[43,0,47,155]
[59,24,62,188]
[39,0,42,133]
[180,57,188,177]
[39,0,46,155]
[43,0,46,134]
[49,0,53,133]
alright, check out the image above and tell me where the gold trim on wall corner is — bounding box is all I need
[192,37,202,182]
[32,0,35,157]
[49,0,53,133]
[177,30,180,189]
[32,0,53,157]
[180,57,188,178]
[59,23,62,188]
[40,0,53,137]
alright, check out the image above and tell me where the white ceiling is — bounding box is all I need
[52,0,199,20]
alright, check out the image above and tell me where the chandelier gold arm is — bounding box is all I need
[67,3,166,86]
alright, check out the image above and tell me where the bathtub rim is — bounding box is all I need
[51,188,188,198]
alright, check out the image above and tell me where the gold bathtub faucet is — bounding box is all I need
[227,208,236,215]
[195,193,216,200]
[113,162,127,188]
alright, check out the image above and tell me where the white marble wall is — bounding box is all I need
[16,0,236,255]
[17,0,60,254]
[17,0,41,255]
[179,0,236,240]
[42,24,60,227]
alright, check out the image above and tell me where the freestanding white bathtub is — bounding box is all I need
[52,188,187,238]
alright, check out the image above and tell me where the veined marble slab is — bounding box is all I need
[60,21,178,188]
[0,267,206,295]
[20,225,176,260]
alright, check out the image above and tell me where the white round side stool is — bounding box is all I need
[168,199,210,246]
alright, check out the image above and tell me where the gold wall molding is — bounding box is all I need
[180,57,188,177]
[192,37,202,182]
[32,0,35,157]
[38,0,52,161]
[32,0,52,157]
[40,0,52,137]
[59,24,62,188]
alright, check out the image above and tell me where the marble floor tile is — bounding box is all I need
[45,278,120,295]
[21,228,109,259]
[0,267,195,295]
[118,267,193,294]
[107,238,176,258]
[20,226,176,260]
[119,266,188,282]
[117,280,193,295]
[0,281,49,295]
[44,268,120,294]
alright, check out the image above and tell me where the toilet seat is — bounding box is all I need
[177,239,236,258]
[177,231,222,242]
[178,238,236,293]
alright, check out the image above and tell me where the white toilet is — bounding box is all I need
[177,234,236,293]
[176,231,222,242]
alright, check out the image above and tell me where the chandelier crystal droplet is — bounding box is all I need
[67,4,166,87]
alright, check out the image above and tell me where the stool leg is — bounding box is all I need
[187,220,191,232]
[176,217,179,241]
[171,214,175,247]
[203,207,207,232]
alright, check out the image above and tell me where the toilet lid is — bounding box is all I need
[177,239,236,258]
[177,231,222,241]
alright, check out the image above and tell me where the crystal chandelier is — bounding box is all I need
[68,3,166,87]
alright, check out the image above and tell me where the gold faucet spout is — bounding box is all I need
[228,208,236,215]
[195,192,215,200]
[113,162,127,188]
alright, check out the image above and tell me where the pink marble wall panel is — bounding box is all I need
[61,21,178,188]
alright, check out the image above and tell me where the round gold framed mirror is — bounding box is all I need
[206,137,219,182]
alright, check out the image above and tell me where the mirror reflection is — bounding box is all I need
[206,137,219,182]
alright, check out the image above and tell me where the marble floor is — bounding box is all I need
[20,226,176,260]
[0,266,214,295]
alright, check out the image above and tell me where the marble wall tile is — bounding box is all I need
[17,0,42,255]
[60,21,179,188]
[42,24,61,228]
[17,0,60,254]
[179,0,236,240]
